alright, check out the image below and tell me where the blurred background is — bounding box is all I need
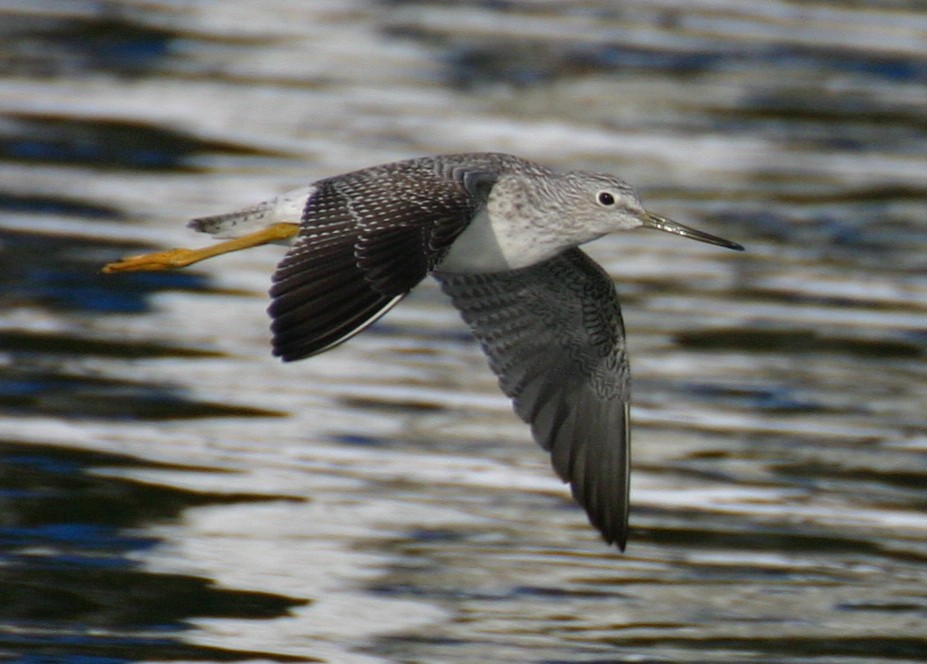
[1,1,926,663]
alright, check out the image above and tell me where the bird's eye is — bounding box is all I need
[597,191,615,206]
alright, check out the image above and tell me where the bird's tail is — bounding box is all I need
[187,186,314,239]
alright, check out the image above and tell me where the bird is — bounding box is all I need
[103,152,743,549]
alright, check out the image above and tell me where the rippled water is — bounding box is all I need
[2,1,927,662]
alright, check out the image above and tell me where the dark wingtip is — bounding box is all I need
[272,347,303,363]
[599,523,628,551]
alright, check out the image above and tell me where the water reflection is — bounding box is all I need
[0,441,310,662]
[0,228,207,314]
[0,113,274,172]
[0,9,175,77]
[1,0,926,663]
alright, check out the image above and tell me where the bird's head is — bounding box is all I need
[556,172,744,252]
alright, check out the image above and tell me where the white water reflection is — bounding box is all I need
[1,1,927,663]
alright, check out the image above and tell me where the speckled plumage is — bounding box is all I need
[182,152,743,549]
[436,249,631,545]
[269,154,516,358]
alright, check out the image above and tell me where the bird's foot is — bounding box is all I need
[102,248,203,273]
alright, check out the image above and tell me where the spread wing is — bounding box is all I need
[435,248,631,548]
[269,158,498,361]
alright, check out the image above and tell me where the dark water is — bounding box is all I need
[1,1,926,663]
[0,441,310,662]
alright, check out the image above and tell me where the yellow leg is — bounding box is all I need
[102,222,300,274]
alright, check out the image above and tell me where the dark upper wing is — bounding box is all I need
[269,158,498,361]
[434,248,631,548]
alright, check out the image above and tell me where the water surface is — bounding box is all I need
[1,1,926,663]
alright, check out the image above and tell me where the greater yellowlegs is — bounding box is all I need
[104,152,743,549]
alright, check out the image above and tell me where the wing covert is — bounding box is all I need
[435,248,632,548]
[269,157,499,361]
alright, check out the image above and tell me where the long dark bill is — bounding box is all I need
[644,212,744,251]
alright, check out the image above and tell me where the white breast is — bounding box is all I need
[437,182,571,274]
[437,207,512,273]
